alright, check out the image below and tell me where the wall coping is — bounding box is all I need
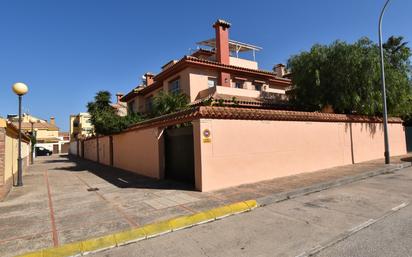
[126,106,402,131]
[81,106,403,140]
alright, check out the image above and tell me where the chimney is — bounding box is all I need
[274,64,286,77]
[144,72,155,86]
[213,19,232,87]
[116,93,124,104]
[213,19,231,65]
[50,117,55,125]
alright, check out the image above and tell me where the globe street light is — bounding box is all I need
[12,82,29,186]
[378,0,392,164]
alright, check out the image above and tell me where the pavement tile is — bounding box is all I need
[0,232,53,257]
[55,209,123,230]
[182,198,230,212]
[54,201,113,218]
[122,201,156,214]
[144,197,179,209]
[163,193,199,205]
[132,206,192,226]
[58,219,131,245]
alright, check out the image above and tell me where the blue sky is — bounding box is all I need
[1,0,411,131]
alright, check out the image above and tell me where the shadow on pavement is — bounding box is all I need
[400,156,412,163]
[51,155,194,191]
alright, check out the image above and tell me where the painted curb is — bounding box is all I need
[257,162,412,206]
[15,200,257,257]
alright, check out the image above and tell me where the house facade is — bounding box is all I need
[122,19,292,113]
[9,114,61,153]
[69,112,94,141]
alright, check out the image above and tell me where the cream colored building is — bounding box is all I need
[9,114,62,153]
[70,112,94,141]
[0,118,30,200]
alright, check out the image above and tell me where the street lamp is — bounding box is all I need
[12,82,29,186]
[378,0,391,164]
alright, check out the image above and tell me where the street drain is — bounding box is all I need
[87,187,99,192]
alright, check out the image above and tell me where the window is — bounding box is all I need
[208,77,217,88]
[234,81,244,89]
[145,96,153,112]
[169,79,180,93]
[128,100,135,113]
[254,83,262,91]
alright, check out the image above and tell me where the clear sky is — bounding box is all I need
[1,0,411,131]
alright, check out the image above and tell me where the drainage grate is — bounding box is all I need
[87,187,99,192]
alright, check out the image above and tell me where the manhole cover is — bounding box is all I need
[87,187,99,192]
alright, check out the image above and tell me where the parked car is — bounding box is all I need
[35,147,52,156]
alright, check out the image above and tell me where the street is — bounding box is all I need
[91,166,412,257]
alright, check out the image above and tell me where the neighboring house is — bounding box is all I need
[9,115,61,153]
[69,112,94,140]
[0,118,31,200]
[121,19,292,113]
[58,132,70,153]
[7,113,46,123]
[111,93,128,117]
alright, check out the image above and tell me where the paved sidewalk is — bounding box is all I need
[0,154,411,256]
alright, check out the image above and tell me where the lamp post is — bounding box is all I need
[12,82,29,186]
[378,0,391,164]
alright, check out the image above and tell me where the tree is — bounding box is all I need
[151,91,189,117]
[87,91,143,135]
[288,36,412,117]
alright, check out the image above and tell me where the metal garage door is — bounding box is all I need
[164,126,195,186]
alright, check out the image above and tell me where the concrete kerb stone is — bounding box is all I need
[257,162,412,207]
[15,200,257,257]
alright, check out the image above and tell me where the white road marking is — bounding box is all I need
[295,202,410,257]
[392,202,408,211]
[117,178,129,183]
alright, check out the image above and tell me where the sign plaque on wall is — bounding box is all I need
[202,129,211,143]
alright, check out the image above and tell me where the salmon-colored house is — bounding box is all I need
[121,19,292,112]
[73,19,407,192]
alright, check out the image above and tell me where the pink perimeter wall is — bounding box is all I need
[83,138,97,162]
[112,127,163,179]
[195,119,406,191]
[98,136,111,166]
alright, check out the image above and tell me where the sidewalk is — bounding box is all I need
[1,154,411,257]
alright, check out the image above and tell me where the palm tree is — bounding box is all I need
[152,91,189,117]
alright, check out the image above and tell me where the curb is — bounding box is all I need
[256,162,412,206]
[15,200,257,257]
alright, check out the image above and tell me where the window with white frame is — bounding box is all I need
[234,81,244,89]
[169,78,180,93]
[208,77,217,88]
[253,82,263,91]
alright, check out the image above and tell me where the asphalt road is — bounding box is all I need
[91,166,412,257]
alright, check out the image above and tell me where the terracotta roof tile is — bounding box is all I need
[184,56,290,82]
[123,106,402,133]
[12,122,59,131]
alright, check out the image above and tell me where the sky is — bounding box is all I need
[1,0,411,131]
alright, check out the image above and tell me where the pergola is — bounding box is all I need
[196,38,262,60]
